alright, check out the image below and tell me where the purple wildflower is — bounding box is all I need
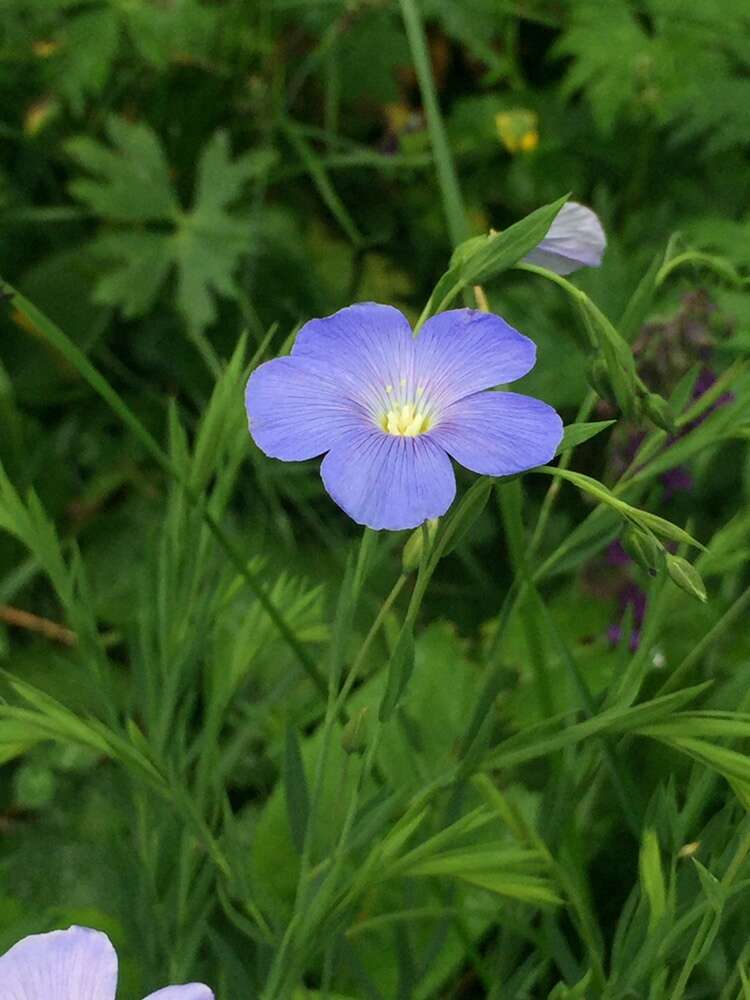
[691,366,735,411]
[245,304,563,531]
[693,367,718,397]
[0,925,213,1000]
[522,202,606,275]
[608,581,647,651]
[661,466,694,500]
[605,539,631,567]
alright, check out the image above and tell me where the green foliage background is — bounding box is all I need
[1,1,750,997]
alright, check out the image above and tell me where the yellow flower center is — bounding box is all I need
[381,402,432,436]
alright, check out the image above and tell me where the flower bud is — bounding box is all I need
[402,518,439,573]
[666,554,707,603]
[622,526,664,576]
[341,707,368,756]
[642,392,677,434]
[585,355,616,403]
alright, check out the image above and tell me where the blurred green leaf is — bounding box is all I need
[419,196,567,324]
[68,120,274,334]
[558,420,615,454]
[284,725,310,855]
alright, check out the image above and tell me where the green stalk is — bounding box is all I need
[528,390,597,557]
[497,479,554,718]
[2,280,327,698]
[399,0,469,246]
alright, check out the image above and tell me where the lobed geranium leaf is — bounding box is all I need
[90,231,175,317]
[53,8,120,113]
[68,119,274,334]
[124,0,217,67]
[33,0,218,113]
[66,116,178,222]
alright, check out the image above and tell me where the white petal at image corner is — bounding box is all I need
[0,926,214,1000]
[0,925,118,1000]
[143,986,215,1000]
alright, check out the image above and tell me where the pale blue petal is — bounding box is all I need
[430,391,563,476]
[245,303,419,460]
[142,986,214,1000]
[416,310,537,405]
[320,429,455,531]
[291,302,416,394]
[523,202,605,275]
[245,356,367,461]
[0,926,118,1000]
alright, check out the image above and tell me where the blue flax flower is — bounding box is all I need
[246,305,562,530]
[0,925,213,1000]
[523,202,606,275]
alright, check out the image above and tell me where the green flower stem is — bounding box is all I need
[399,0,469,247]
[335,573,409,716]
[528,389,598,557]
[497,479,554,718]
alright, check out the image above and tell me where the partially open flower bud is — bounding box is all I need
[523,202,606,274]
[666,554,707,603]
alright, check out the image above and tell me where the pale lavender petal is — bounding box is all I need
[143,986,214,1000]
[430,391,563,476]
[0,926,118,1000]
[320,430,455,531]
[416,310,537,405]
[291,302,417,394]
[245,356,366,461]
[523,202,606,275]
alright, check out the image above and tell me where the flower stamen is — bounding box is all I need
[382,402,432,436]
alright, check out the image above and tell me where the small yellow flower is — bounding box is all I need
[32,39,60,58]
[495,109,539,155]
[24,98,59,136]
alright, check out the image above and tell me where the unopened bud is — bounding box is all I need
[666,554,707,603]
[585,355,615,403]
[622,526,664,576]
[402,518,439,573]
[678,841,700,859]
[642,392,676,434]
[341,707,368,755]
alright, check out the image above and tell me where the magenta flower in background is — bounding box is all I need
[523,202,606,275]
[0,925,213,1000]
[246,304,562,531]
